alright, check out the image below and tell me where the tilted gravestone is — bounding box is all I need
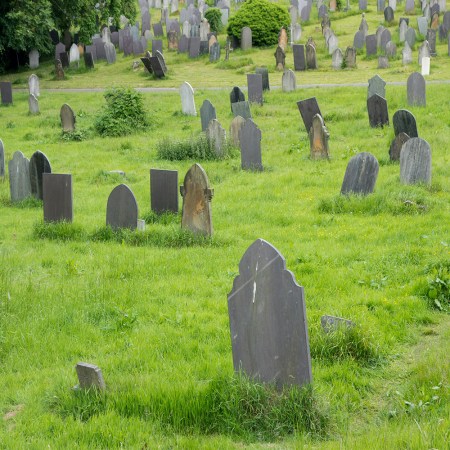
[0,82,13,105]
[230,116,246,147]
[309,114,329,159]
[239,118,263,171]
[60,104,76,132]
[255,67,270,91]
[206,119,227,158]
[150,169,179,214]
[368,74,386,99]
[341,152,379,195]
[282,69,296,92]
[293,44,306,71]
[180,163,214,236]
[106,184,138,230]
[0,139,4,179]
[29,151,51,200]
[43,173,73,222]
[407,72,426,107]
[367,94,389,128]
[180,81,196,115]
[230,86,245,112]
[28,74,40,97]
[400,138,431,185]
[365,34,377,56]
[148,55,166,78]
[393,109,418,137]
[297,97,322,134]
[389,132,410,161]
[232,101,252,120]
[28,95,39,115]
[200,99,217,132]
[247,74,263,105]
[8,151,31,202]
[75,362,106,390]
[228,238,312,389]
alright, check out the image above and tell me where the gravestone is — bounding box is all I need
[274,46,286,70]
[180,163,213,236]
[418,40,431,65]
[29,151,51,200]
[106,184,138,230]
[209,42,220,62]
[332,48,343,69]
[241,27,252,50]
[8,151,31,202]
[405,0,415,13]
[417,17,428,36]
[29,49,40,69]
[359,0,368,9]
[438,24,448,41]
[399,20,408,42]
[368,74,386,99]
[301,4,311,21]
[393,109,418,137]
[366,34,377,56]
[111,31,119,47]
[407,72,426,106]
[180,82,196,115]
[0,82,13,105]
[69,44,80,67]
[341,152,379,195]
[239,119,262,171]
[153,22,164,37]
[54,59,65,80]
[426,29,437,55]
[309,114,329,159]
[380,29,392,51]
[28,74,40,97]
[385,41,397,58]
[353,30,365,49]
[345,47,357,68]
[377,0,385,12]
[55,42,66,60]
[230,86,245,112]
[389,132,410,161]
[293,24,302,42]
[28,94,39,115]
[133,40,144,55]
[232,101,252,120]
[178,35,189,53]
[293,44,306,71]
[75,363,106,390]
[306,44,317,69]
[152,39,163,55]
[200,99,216,132]
[328,34,339,55]
[255,67,270,91]
[60,104,76,132]
[59,51,69,68]
[247,74,263,105]
[431,12,440,29]
[367,94,389,127]
[421,56,430,75]
[402,41,413,64]
[84,52,95,69]
[228,239,312,389]
[376,25,386,48]
[297,97,322,133]
[282,69,296,92]
[230,116,246,147]
[0,139,4,179]
[321,315,355,333]
[151,169,179,214]
[359,14,369,36]
[406,27,416,48]
[155,51,167,74]
[43,174,73,222]
[85,45,97,62]
[188,36,201,57]
[278,27,288,50]
[384,6,395,22]
[105,42,116,64]
[123,36,133,56]
[318,4,328,18]
[400,138,432,185]
[206,119,227,158]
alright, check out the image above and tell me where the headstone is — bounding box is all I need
[0,139,4,179]
[188,36,201,57]
[230,86,245,112]
[155,51,167,73]
[29,49,40,69]
[228,239,312,389]
[353,30,365,49]
[8,151,31,202]
[54,59,65,80]
[230,116,246,147]
[332,48,343,69]
[359,14,369,36]
[55,42,66,61]
[380,29,392,51]
[278,28,288,51]
[385,41,397,58]
[232,101,252,120]
[0,82,13,105]
[301,4,311,21]
[309,114,329,159]
[407,72,426,106]
[69,43,80,67]
[28,94,39,115]
[75,362,106,390]
[28,74,40,97]
[297,97,322,133]
[418,40,431,64]
[151,39,162,56]
[367,94,389,127]
[106,184,138,230]
[368,74,386,99]
[377,0,385,12]
[293,44,306,71]
[274,46,286,70]
[376,25,386,48]
[105,42,117,64]
[206,119,227,158]
[399,20,408,42]
[431,11,440,29]
[293,24,302,42]
[60,104,76,132]
[282,69,296,92]
[255,67,269,91]
[328,34,339,55]
[180,81,196,115]
[241,27,252,50]
[84,52,95,69]
[345,47,357,68]
[366,34,377,56]
[94,39,106,60]
[421,56,431,75]
[200,99,217,132]
[405,27,416,48]
[153,22,164,37]
[384,6,395,22]
[180,163,213,236]
[247,74,263,105]
[29,151,51,200]
[359,0,368,9]
[389,132,410,161]
[417,17,429,36]
[400,138,432,185]
[341,152,379,195]
[426,29,437,55]
[318,4,328,18]
[209,41,220,62]
[59,51,69,69]
[321,315,355,333]
[405,0,415,13]
[402,41,413,64]
[178,35,189,53]
[150,169,179,214]
[43,174,73,222]
[239,119,263,171]
[306,44,317,69]
[85,45,97,62]
[393,109,418,137]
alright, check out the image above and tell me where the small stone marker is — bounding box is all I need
[309,114,329,159]
[293,44,306,71]
[230,116,246,147]
[206,119,227,158]
[400,138,431,185]
[28,95,39,115]
[180,81,196,115]
[297,97,322,134]
[239,119,262,171]
[30,151,51,200]
[247,74,263,105]
[345,47,357,68]
[150,169,178,214]
[341,152,379,195]
[28,74,40,97]
[75,362,106,390]
[60,104,75,132]
[421,56,431,75]
[0,81,13,105]
[368,74,386,99]
[228,238,312,389]
[321,315,355,333]
[43,173,73,222]
[200,99,216,132]
[389,132,410,161]
[180,163,213,236]
[282,69,296,92]
[241,27,252,50]
[8,151,31,202]
[385,41,397,58]
[407,72,426,107]
[393,109,418,138]
[232,101,252,120]
[367,94,389,128]
[106,184,138,230]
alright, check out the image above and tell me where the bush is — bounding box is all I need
[94,87,148,137]
[227,0,290,47]
[205,8,223,33]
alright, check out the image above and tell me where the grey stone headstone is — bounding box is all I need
[380,29,392,51]
[106,184,138,230]
[0,139,4,179]
[417,16,428,36]
[368,74,386,99]
[178,35,189,53]
[123,36,133,56]
[28,94,39,115]
[301,4,311,21]
[328,34,339,55]
[206,119,227,158]
[293,23,302,42]
[150,169,178,213]
[444,11,450,30]
[318,4,328,18]
[230,86,245,111]
[402,41,413,65]
[405,27,416,48]
[132,40,144,56]
[230,116,246,147]
[345,47,357,68]
[60,104,76,132]
[29,49,40,69]
[359,0,368,9]
[405,0,415,13]
[274,46,286,70]
[75,362,106,390]
[105,42,117,64]
[332,48,343,69]
[282,69,296,92]
[43,173,73,222]
[378,55,389,69]
[247,74,263,105]
[228,238,312,389]
[255,67,269,91]
[385,41,397,58]
[438,24,448,42]
[188,36,201,57]
[341,152,379,195]
[55,42,66,61]
[297,97,322,133]
[28,74,40,97]
[426,29,437,55]
[8,151,31,202]
[384,6,395,22]
[309,114,329,159]
[366,34,377,56]
[29,151,51,200]
[407,72,426,107]
[359,16,369,36]
[149,55,166,78]
[85,45,97,62]
[399,20,408,42]
[84,52,95,69]
[152,39,163,55]
[241,27,252,50]
[353,30,365,49]
[321,315,355,333]
[400,138,432,185]
[232,101,252,120]
[155,50,167,73]
[131,25,140,42]
[293,44,306,71]
[209,41,220,62]
[180,81,196,115]
[180,163,213,236]
[393,109,418,137]
[418,40,431,65]
[59,51,69,69]
[389,132,410,161]
[69,44,80,66]
[306,43,317,69]
[94,38,106,60]
[367,94,389,128]
[0,81,13,105]
[200,99,217,132]
[377,0,385,12]
[111,31,119,47]
[239,119,262,171]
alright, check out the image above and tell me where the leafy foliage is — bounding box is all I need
[227,0,290,47]
[204,8,223,33]
[423,261,450,312]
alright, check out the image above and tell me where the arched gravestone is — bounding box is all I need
[230,86,245,112]
[239,118,263,171]
[28,74,40,97]
[60,104,76,132]
[180,81,196,115]
[282,69,296,92]
[230,115,246,147]
[407,72,426,107]
[8,151,31,202]
[206,119,226,158]
[0,139,4,178]
[389,132,410,161]
[106,184,138,230]
[341,152,379,195]
[309,114,329,159]
[400,138,431,185]
[30,151,51,200]
[393,109,418,137]
[227,239,312,389]
[180,163,214,236]
[200,99,216,132]
[367,94,389,128]
[297,97,322,134]
[241,26,252,50]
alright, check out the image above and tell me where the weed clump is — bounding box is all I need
[415,261,450,312]
[33,221,87,241]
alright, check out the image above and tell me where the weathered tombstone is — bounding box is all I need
[29,49,40,69]
[180,163,213,236]
[200,99,217,132]
[367,94,389,127]
[241,27,252,50]
[389,132,410,161]
[43,174,73,222]
[274,46,286,70]
[278,27,288,51]
[366,34,377,56]
[150,169,179,214]
[0,139,4,179]
[426,29,437,55]
[301,4,311,21]
[29,151,51,200]
[153,22,164,37]
[28,94,39,115]
[418,40,431,65]
[399,20,408,42]
[133,40,144,55]
[417,17,429,36]
[345,47,357,68]
[188,36,201,57]
[341,152,379,195]
[247,74,263,105]
[293,23,302,42]
[328,34,339,55]
[376,25,386,48]
[155,50,167,73]
[28,74,40,97]
[230,86,245,112]
[209,41,220,62]
[60,104,76,132]
[384,6,395,22]
[152,39,163,55]
[318,4,328,18]
[297,97,322,133]
[232,101,252,120]
[75,363,106,390]
[421,56,431,75]
[206,119,227,158]
[431,11,440,29]
[385,41,396,59]
[359,14,369,36]
[106,184,138,230]
[402,41,413,65]
[405,0,415,13]
[69,44,80,67]
[255,67,269,91]
[321,315,355,333]
[59,51,70,69]
[353,30,365,49]
[8,151,31,202]
[55,42,66,61]
[228,238,312,389]
[332,48,343,69]
[105,42,116,64]
[0,82,13,105]
[393,109,418,137]
[407,72,426,106]
[380,29,392,51]
[368,74,386,99]
[239,119,263,171]
[309,114,329,159]
[84,52,95,69]
[180,81,196,115]
[111,31,120,47]
[400,138,432,184]
[293,44,306,71]
[85,45,97,62]
[359,0,368,9]
[230,116,246,147]
[378,54,389,68]
[306,43,317,69]
[405,27,416,48]
[377,0,385,12]
[54,59,65,80]
[282,69,296,92]
[123,35,133,56]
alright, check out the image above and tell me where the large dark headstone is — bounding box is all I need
[367,94,389,128]
[255,67,270,91]
[293,44,306,71]
[43,173,73,222]
[393,109,418,138]
[366,34,377,56]
[0,81,13,105]
[55,42,65,60]
[297,97,322,133]
[230,86,245,112]
[150,169,179,214]
[106,184,138,230]
[407,72,426,107]
[239,119,262,171]
[188,36,201,57]
[400,138,432,185]
[232,101,252,119]
[200,99,216,132]
[85,45,97,62]
[247,74,263,105]
[228,239,312,389]
[384,6,394,23]
[59,52,69,69]
[149,56,166,78]
[426,28,437,55]
[30,151,51,200]
[209,41,220,62]
[341,152,379,195]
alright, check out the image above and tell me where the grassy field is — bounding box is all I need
[0,1,449,448]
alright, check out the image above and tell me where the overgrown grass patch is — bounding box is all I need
[32,221,87,242]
